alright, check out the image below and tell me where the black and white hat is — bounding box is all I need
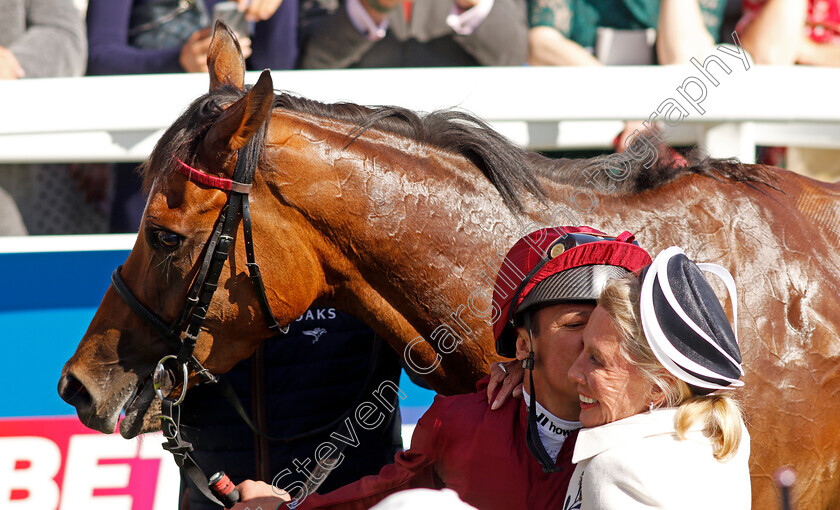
[640,247,744,393]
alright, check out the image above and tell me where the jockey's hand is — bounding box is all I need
[487,360,523,410]
[238,0,284,22]
[231,480,290,510]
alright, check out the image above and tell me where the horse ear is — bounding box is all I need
[204,70,274,154]
[208,20,245,92]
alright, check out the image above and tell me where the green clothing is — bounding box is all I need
[528,0,726,51]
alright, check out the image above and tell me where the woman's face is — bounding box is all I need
[569,305,651,427]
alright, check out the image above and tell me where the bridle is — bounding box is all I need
[108,131,397,507]
[109,133,288,507]
[111,135,287,398]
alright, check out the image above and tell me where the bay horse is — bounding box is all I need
[59,25,840,509]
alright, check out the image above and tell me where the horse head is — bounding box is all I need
[58,23,324,437]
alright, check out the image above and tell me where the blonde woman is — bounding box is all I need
[565,247,750,509]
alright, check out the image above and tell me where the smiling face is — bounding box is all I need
[515,302,595,421]
[569,305,653,427]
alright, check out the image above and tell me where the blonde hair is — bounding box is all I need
[598,276,743,461]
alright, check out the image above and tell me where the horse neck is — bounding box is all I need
[261,112,533,385]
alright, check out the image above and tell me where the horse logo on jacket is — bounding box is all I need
[303,327,327,344]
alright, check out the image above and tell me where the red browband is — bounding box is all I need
[175,157,252,194]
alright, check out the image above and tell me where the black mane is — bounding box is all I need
[144,86,777,209]
[273,92,546,211]
[532,140,778,195]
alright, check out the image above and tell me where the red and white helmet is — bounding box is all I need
[493,226,652,357]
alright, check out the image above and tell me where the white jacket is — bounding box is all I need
[563,408,751,510]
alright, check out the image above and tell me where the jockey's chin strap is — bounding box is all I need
[522,312,564,473]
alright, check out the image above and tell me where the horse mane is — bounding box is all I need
[143,86,778,207]
[272,92,546,211]
[532,137,778,195]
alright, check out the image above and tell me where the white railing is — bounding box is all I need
[1,65,839,165]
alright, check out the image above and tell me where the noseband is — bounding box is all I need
[110,136,288,397]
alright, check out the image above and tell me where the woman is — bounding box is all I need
[86,0,296,75]
[564,246,751,509]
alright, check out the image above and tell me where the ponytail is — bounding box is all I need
[675,394,743,461]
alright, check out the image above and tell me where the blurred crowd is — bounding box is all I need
[1,0,839,236]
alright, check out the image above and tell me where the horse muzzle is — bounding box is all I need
[57,366,160,438]
[57,368,120,434]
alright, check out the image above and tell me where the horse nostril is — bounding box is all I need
[58,373,92,411]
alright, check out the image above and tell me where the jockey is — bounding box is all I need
[232,225,652,510]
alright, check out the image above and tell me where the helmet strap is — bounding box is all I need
[523,312,562,473]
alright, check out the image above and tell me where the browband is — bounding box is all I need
[175,157,253,194]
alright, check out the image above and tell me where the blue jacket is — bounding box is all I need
[178,307,403,509]
[86,0,298,75]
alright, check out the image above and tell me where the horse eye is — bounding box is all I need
[154,230,182,250]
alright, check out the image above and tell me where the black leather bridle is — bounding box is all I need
[111,137,288,393]
[108,136,287,507]
[107,132,398,508]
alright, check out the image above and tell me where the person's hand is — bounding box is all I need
[238,0,284,22]
[487,360,523,410]
[181,27,252,72]
[238,35,252,59]
[180,28,213,73]
[231,480,291,510]
[0,47,24,80]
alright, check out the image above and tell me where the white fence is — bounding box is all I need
[1,65,839,165]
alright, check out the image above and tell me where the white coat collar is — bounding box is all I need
[572,408,705,464]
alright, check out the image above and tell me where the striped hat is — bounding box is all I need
[640,247,744,393]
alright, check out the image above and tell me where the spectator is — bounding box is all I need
[84,0,298,232]
[738,0,840,181]
[528,0,726,66]
[0,0,87,236]
[0,188,26,236]
[526,0,727,153]
[738,0,839,66]
[298,0,528,68]
[86,0,298,75]
[0,0,86,79]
